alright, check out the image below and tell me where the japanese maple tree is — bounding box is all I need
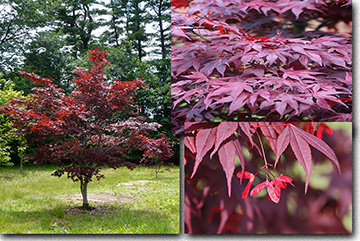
[171,0,352,134]
[1,49,173,209]
[184,121,351,233]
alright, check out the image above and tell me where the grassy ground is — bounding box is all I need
[0,165,179,234]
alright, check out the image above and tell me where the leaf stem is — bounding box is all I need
[256,130,268,172]
[190,29,211,43]
[267,170,276,180]
[254,164,267,176]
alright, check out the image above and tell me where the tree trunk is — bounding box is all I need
[20,159,23,174]
[158,0,166,59]
[110,0,120,46]
[135,2,143,61]
[80,178,90,209]
[137,38,142,61]
[155,159,160,179]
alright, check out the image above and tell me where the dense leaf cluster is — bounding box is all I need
[171,0,352,134]
[0,77,27,166]
[184,122,340,197]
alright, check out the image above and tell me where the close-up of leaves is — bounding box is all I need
[184,122,351,234]
[171,0,352,134]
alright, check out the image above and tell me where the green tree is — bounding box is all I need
[145,58,171,134]
[0,76,27,169]
[101,0,149,61]
[126,0,149,61]
[100,0,172,146]
[0,0,55,73]
[101,0,126,46]
[55,0,106,57]
[145,0,170,60]
[105,43,171,137]
[21,31,75,93]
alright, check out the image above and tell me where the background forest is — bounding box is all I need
[0,0,175,167]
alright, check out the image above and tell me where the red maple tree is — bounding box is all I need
[1,49,173,209]
[171,0,352,134]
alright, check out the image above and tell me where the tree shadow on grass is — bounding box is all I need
[1,202,179,234]
[0,166,59,181]
[150,176,179,181]
[0,172,28,181]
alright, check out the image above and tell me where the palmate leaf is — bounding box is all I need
[275,94,300,118]
[282,0,325,19]
[201,58,229,77]
[290,124,340,173]
[275,124,341,193]
[187,122,246,197]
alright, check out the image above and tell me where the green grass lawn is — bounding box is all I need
[0,165,179,234]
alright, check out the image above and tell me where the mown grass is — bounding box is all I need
[0,165,179,234]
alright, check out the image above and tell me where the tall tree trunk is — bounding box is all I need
[136,3,142,61]
[110,0,120,46]
[137,38,142,61]
[80,177,89,209]
[71,6,78,58]
[158,0,166,59]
